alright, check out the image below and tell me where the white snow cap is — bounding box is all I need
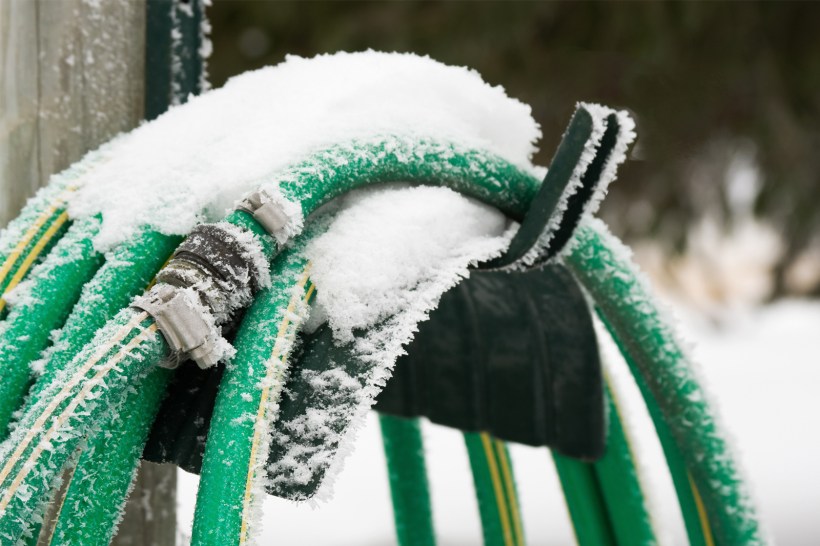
[66,50,542,250]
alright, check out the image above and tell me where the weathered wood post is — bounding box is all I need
[1,1,191,544]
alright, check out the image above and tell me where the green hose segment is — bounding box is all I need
[592,388,656,546]
[192,246,314,546]
[0,213,71,319]
[19,231,182,545]
[552,385,655,546]
[0,182,75,301]
[552,452,616,546]
[0,149,108,307]
[0,216,104,435]
[264,138,540,222]
[565,218,764,546]
[604,322,711,546]
[39,230,181,386]
[464,432,525,546]
[48,367,173,546]
[0,309,167,544]
[379,414,436,546]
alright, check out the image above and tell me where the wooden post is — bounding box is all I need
[0,1,177,544]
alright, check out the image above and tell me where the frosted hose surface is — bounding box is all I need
[33,232,181,545]
[193,139,541,544]
[0,217,104,435]
[565,219,765,546]
[0,136,762,546]
[0,179,76,301]
[191,245,314,546]
[0,308,167,543]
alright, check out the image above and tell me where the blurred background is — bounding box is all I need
[182,3,819,545]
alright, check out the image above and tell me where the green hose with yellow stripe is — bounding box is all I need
[191,244,316,546]
[553,384,655,546]
[566,218,764,545]
[464,432,525,546]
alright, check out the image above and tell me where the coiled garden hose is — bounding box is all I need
[0,132,764,546]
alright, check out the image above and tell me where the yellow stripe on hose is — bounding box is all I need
[495,439,525,546]
[689,473,716,546]
[240,266,313,545]
[0,187,76,288]
[0,211,70,313]
[0,312,149,490]
[480,432,514,546]
[0,320,158,512]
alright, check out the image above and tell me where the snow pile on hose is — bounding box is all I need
[306,185,512,347]
[66,51,541,250]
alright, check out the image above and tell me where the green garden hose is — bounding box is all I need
[191,243,315,546]
[46,366,173,546]
[554,385,655,546]
[592,387,656,546]
[189,140,543,544]
[0,217,104,435]
[552,452,616,546]
[0,149,109,312]
[464,433,525,546]
[0,308,168,543]
[602,321,712,546]
[565,218,764,546]
[379,414,437,546]
[0,135,764,546]
[0,181,76,306]
[25,231,182,545]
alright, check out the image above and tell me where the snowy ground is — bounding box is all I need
[176,299,820,545]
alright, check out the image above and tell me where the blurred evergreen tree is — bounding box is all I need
[207,1,820,296]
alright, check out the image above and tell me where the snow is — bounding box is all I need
[64,51,541,251]
[176,299,820,545]
[306,185,512,346]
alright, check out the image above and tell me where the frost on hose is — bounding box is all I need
[567,217,766,545]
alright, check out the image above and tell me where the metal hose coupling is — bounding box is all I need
[236,188,302,244]
[133,223,270,369]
